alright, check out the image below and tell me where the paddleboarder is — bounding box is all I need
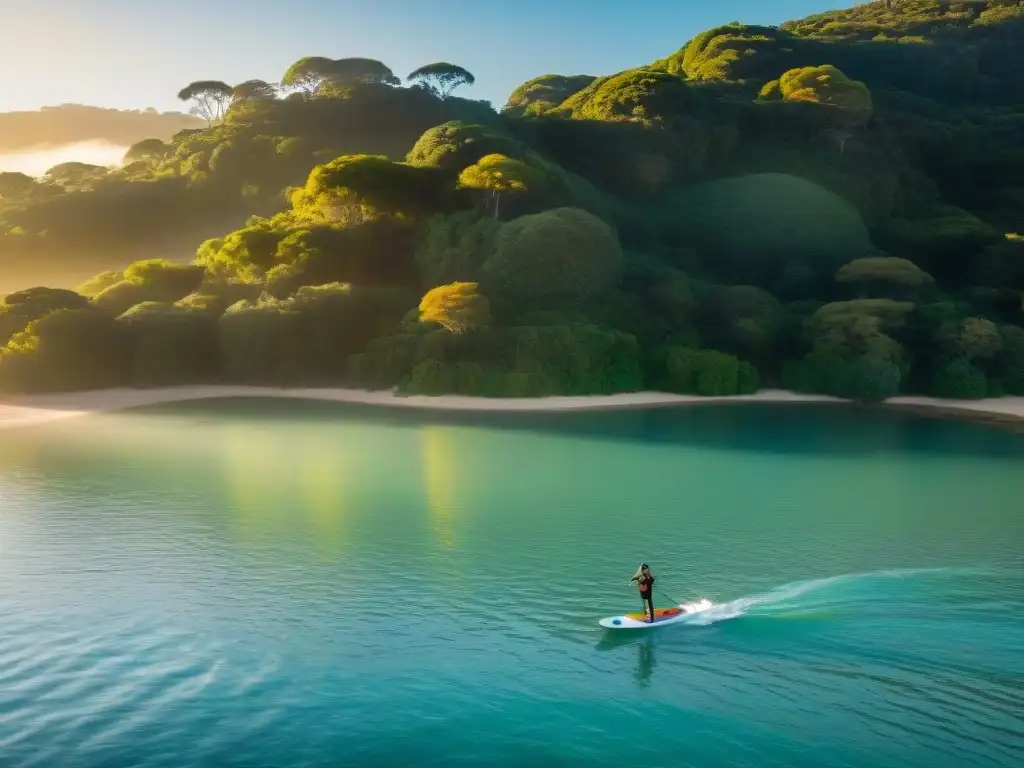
[631,563,655,623]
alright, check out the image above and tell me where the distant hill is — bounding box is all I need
[0,105,204,153]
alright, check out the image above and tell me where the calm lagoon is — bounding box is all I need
[0,400,1021,768]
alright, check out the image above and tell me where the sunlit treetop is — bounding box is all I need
[657,24,795,82]
[281,57,399,96]
[503,74,597,116]
[761,65,873,116]
[457,153,540,219]
[555,68,692,125]
[232,80,278,102]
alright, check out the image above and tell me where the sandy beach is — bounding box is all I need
[1,385,1023,431]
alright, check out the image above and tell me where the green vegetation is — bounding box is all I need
[759,65,873,152]
[503,75,597,116]
[1,1,1023,402]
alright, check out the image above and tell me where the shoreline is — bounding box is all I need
[1,385,1023,432]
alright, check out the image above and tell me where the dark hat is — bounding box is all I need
[641,563,649,569]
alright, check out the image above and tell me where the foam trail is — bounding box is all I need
[682,566,991,626]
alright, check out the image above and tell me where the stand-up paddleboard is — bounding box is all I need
[599,598,713,629]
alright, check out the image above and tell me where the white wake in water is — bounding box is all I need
[682,565,995,626]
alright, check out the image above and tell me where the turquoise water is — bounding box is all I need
[0,400,1021,768]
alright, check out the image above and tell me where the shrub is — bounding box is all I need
[400,358,455,395]
[483,208,622,300]
[932,359,989,400]
[737,361,760,394]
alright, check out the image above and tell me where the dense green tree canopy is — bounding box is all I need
[292,154,449,224]
[43,162,108,187]
[406,122,526,170]
[483,207,623,301]
[0,287,91,346]
[117,301,219,386]
[232,80,278,102]
[2,1,1023,402]
[122,138,168,165]
[761,65,873,151]
[662,24,796,81]
[761,65,870,110]
[414,212,501,288]
[0,309,129,393]
[944,316,1003,361]
[331,58,400,87]
[556,68,693,125]
[0,172,36,199]
[697,285,790,366]
[281,57,339,94]
[836,256,934,296]
[675,173,875,282]
[503,74,597,116]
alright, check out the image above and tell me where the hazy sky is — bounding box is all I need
[0,0,852,114]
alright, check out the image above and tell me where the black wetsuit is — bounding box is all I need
[637,574,655,621]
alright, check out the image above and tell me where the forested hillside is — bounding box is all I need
[1,1,1022,402]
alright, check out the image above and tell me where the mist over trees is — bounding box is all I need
[1,0,1023,402]
[0,105,203,154]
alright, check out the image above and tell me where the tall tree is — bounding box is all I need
[231,79,278,103]
[281,57,338,96]
[457,154,537,219]
[177,81,233,126]
[407,63,475,99]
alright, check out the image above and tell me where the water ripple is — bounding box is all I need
[0,404,1022,767]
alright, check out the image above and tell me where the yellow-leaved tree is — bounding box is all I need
[457,154,538,219]
[419,282,491,334]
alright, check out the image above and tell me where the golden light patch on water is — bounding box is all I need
[218,424,294,545]
[213,422,355,558]
[298,436,349,558]
[419,426,461,551]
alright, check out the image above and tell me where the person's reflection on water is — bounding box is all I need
[635,636,656,687]
[594,629,657,687]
